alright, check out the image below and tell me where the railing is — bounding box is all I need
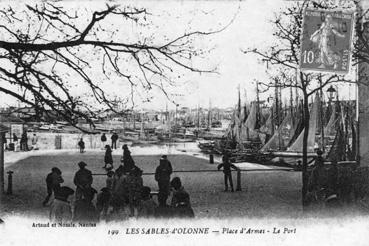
[91,168,295,192]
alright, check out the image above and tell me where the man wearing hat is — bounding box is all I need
[43,167,64,206]
[73,161,93,200]
[111,132,119,150]
[155,155,173,206]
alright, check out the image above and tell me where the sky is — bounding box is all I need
[0,0,358,111]
[137,0,287,110]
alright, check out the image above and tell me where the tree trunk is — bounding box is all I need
[0,132,4,203]
[302,91,310,210]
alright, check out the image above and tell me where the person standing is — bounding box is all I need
[73,187,99,223]
[31,133,38,150]
[106,170,115,191]
[43,167,64,206]
[101,133,107,149]
[170,177,194,218]
[104,145,113,169]
[122,144,135,173]
[217,154,238,192]
[155,155,173,207]
[78,138,85,153]
[20,131,28,151]
[49,186,74,223]
[308,150,328,204]
[13,133,18,143]
[111,132,119,149]
[138,186,157,218]
[111,167,128,213]
[96,187,112,219]
[73,161,93,200]
[126,167,143,217]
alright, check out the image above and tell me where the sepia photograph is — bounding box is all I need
[0,0,369,245]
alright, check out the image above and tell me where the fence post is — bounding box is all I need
[236,168,242,191]
[7,171,13,195]
[209,154,214,164]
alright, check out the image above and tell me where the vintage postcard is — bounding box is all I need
[0,0,368,245]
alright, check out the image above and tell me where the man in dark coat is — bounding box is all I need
[78,138,85,153]
[20,131,28,151]
[217,154,238,192]
[122,144,135,173]
[155,155,173,206]
[103,145,113,169]
[111,132,119,149]
[101,133,107,148]
[43,167,64,206]
[73,161,93,200]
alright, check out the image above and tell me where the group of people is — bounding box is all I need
[101,132,119,149]
[77,132,119,154]
[44,144,194,223]
[4,132,38,151]
[306,150,364,209]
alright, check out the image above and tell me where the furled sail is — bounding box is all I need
[287,94,320,153]
[243,102,259,140]
[324,103,337,136]
[260,111,293,151]
[259,110,273,144]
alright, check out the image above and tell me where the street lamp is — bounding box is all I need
[326,85,337,102]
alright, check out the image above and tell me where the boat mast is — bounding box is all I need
[274,78,282,149]
[256,82,260,127]
[208,98,212,130]
[238,85,242,140]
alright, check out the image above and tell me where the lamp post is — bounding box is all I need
[326,85,337,103]
[175,104,179,130]
[326,85,337,122]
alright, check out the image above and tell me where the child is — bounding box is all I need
[43,167,64,206]
[106,170,115,191]
[96,187,112,219]
[49,186,74,223]
[73,187,99,223]
[126,167,143,217]
[170,177,194,218]
[138,186,157,218]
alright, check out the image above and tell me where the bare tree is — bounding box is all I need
[0,2,220,130]
[242,1,356,208]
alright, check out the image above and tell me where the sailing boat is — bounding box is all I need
[255,94,321,167]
